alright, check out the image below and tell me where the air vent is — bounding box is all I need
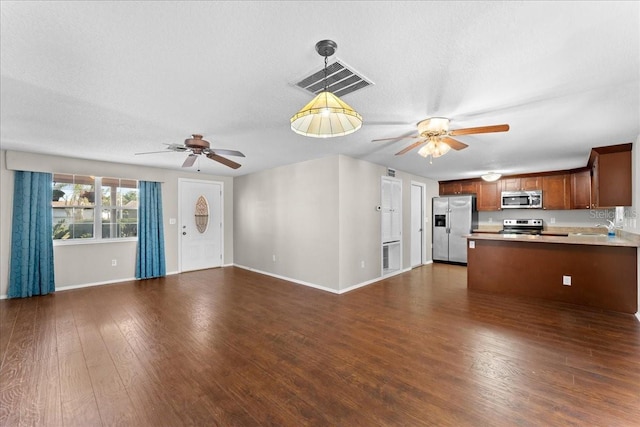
[293,60,373,98]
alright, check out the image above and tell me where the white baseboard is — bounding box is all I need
[57,270,180,292]
[233,264,418,295]
[233,264,341,294]
[0,270,180,299]
[635,312,640,322]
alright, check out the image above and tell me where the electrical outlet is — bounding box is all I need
[361,260,365,268]
[469,241,475,249]
[562,275,571,286]
[550,218,556,224]
[272,254,276,262]
[112,259,117,267]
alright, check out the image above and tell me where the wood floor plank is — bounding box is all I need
[0,299,37,426]
[0,299,22,372]
[20,351,63,427]
[1,264,639,426]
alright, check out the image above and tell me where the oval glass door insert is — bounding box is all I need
[195,195,209,233]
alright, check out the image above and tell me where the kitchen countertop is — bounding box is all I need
[466,232,640,248]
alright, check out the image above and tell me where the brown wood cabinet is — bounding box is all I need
[542,174,570,210]
[571,169,591,209]
[590,144,632,208]
[467,238,638,313]
[438,143,632,211]
[501,176,541,192]
[439,180,478,195]
[477,181,501,211]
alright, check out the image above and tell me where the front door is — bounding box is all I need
[179,179,223,272]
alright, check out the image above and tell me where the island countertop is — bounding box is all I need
[465,232,639,248]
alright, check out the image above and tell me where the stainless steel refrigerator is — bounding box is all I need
[432,195,478,264]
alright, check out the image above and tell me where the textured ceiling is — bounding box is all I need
[1,1,638,181]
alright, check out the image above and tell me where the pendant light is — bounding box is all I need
[290,40,363,138]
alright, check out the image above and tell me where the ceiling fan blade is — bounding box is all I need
[135,150,176,155]
[182,154,197,168]
[372,135,420,142]
[449,124,509,136]
[206,153,241,169]
[209,149,245,157]
[136,143,188,155]
[440,137,468,151]
[395,139,427,155]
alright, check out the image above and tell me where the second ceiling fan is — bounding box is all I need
[373,117,509,161]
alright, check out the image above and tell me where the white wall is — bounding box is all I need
[1,150,234,297]
[337,156,382,289]
[234,154,439,292]
[234,156,340,290]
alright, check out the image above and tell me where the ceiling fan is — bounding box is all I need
[135,134,245,169]
[373,117,509,161]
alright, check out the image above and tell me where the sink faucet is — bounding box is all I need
[596,220,619,235]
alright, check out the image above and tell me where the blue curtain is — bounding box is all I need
[136,181,166,279]
[8,171,55,298]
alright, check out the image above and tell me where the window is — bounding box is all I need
[52,174,138,241]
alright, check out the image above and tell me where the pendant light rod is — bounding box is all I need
[316,40,336,92]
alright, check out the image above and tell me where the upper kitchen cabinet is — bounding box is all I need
[570,168,591,209]
[501,176,541,192]
[477,181,501,211]
[589,143,632,208]
[542,174,570,210]
[439,180,478,195]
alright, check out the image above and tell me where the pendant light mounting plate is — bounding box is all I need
[315,40,337,58]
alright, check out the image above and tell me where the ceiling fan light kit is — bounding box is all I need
[481,172,502,182]
[290,40,363,138]
[417,137,451,158]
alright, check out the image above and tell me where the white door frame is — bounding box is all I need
[410,181,426,267]
[178,178,224,272]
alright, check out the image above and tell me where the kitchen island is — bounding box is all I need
[466,233,638,313]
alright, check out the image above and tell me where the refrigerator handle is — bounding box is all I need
[446,212,450,234]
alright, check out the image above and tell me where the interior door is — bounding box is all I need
[179,179,223,272]
[410,183,424,267]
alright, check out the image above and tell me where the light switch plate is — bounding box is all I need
[469,241,475,249]
[563,275,571,286]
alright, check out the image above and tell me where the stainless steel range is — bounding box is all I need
[499,219,543,235]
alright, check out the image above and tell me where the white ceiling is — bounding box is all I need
[1,1,638,181]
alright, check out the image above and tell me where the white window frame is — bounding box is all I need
[52,175,139,245]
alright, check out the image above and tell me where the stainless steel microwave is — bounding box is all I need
[501,190,542,209]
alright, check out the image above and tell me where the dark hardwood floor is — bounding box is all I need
[1,264,639,426]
